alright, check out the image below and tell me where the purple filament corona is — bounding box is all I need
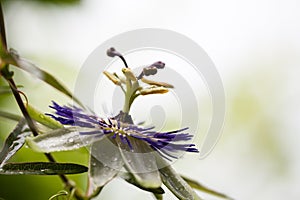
[47,101,199,159]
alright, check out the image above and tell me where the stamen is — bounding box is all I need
[122,68,137,81]
[103,71,121,85]
[139,86,169,95]
[141,77,174,88]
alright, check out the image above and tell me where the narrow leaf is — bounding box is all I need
[156,156,203,200]
[0,85,23,95]
[0,86,11,95]
[26,104,63,129]
[0,110,21,121]
[0,162,88,175]
[7,49,83,107]
[0,119,28,167]
[182,176,234,200]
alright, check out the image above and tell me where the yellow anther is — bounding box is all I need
[122,68,137,82]
[113,72,126,84]
[139,86,169,95]
[141,77,174,88]
[103,71,121,86]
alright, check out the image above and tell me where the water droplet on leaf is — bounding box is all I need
[68,138,74,143]
[112,157,118,162]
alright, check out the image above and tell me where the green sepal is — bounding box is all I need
[156,156,203,200]
[26,104,63,129]
[153,193,163,200]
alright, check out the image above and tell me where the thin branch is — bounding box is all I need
[0,3,85,199]
[7,78,39,136]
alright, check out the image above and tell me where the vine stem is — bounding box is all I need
[0,3,85,200]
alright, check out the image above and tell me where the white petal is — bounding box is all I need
[26,127,103,153]
[89,138,124,187]
[118,138,162,189]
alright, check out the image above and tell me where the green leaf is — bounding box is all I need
[0,119,28,167]
[7,49,83,107]
[0,85,23,95]
[26,104,63,129]
[0,85,11,95]
[156,156,203,200]
[0,162,88,175]
[26,127,102,153]
[182,176,234,200]
[0,110,21,121]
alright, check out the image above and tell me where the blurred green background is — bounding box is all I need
[1,0,300,199]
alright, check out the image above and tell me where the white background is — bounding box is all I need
[4,0,300,199]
